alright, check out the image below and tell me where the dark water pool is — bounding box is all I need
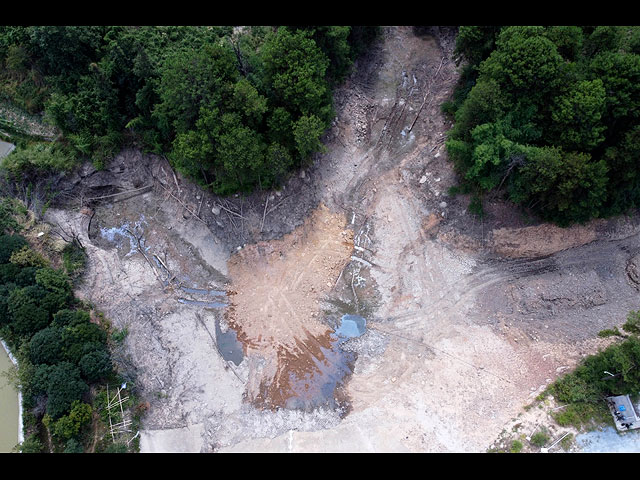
[215,318,243,366]
[284,314,367,412]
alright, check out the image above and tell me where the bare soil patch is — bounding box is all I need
[226,204,355,410]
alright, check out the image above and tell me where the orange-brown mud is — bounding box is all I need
[226,204,355,410]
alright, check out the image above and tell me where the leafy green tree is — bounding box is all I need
[30,363,55,396]
[0,234,28,263]
[509,147,608,225]
[79,349,112,382]
[550,79,607,151]
[29,326,64,365]
[602,125,640,214]
[260,27,332,122]
[453,26,503,68]
[61,320,108,364]
[292,26,353,84]
[232,77,268,128]
[293,114,327,162]
[448,78,508,146]
[463,120,527,191]
[35,267,71,299]
[45,361,88,419]
[28,26,105,84]
[446,25,640,225]
[7,285,51,338]
[0,282,18,327]
[52,309,91,329]
[479,27,565,104]
[589,50,640,123]
[52,400,92,440]
[152,43,238,140]
[266,106,294,148]
[214,113,267,193]
[15,434,44,453]
[1,142,77,177]
[583,26,622,57]
[0,263,21,285]
[544,26,583,61]
[9,246,49,268]
[12,266,38,287]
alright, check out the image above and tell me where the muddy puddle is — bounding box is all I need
[214,318,244,366]
[255,314,368,414]
[280,314,368,411]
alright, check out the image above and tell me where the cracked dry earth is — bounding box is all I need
[44,26,640,452]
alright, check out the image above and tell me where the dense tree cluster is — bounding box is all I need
[0,25,379,193]
[445,26,640,225]
[0,198,114,452]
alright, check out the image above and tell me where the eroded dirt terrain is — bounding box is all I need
[43,26,640,452]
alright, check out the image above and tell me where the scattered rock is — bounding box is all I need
[419,175,427,184]
[212,205,221,215]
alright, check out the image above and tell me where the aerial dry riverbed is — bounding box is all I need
[42,26,640,452]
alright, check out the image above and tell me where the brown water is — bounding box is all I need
[0,343,19,452]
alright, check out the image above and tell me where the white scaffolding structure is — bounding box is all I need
[106,383,136,444]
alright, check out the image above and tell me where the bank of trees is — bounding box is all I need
[0,26,379,193]
[445,26,640,226]
[0,197,122,453]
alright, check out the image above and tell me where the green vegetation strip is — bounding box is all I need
[0,196,140,453]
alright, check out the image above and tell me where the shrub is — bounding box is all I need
[0,234,28,263]
[62,242,86,278]
[16,434,44,453]
[79,349,112,382]
[1,142,77,176]
[623,310,640,335]
[63,438,84,453]
[530,430,550,447]
[9,246,49,268]
[7,285,51,338]
[29,326,63,365]
[104,442,128,453]
[52,308,90,328]
[53,400,92,440]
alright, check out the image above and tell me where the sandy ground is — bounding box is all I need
[42,26,640,453]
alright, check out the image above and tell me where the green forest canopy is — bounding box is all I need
[0,26,379,194]
[445,26,640,226]
[0,196,128,452]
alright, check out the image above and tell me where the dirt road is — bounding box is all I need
[45,26,640,452]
